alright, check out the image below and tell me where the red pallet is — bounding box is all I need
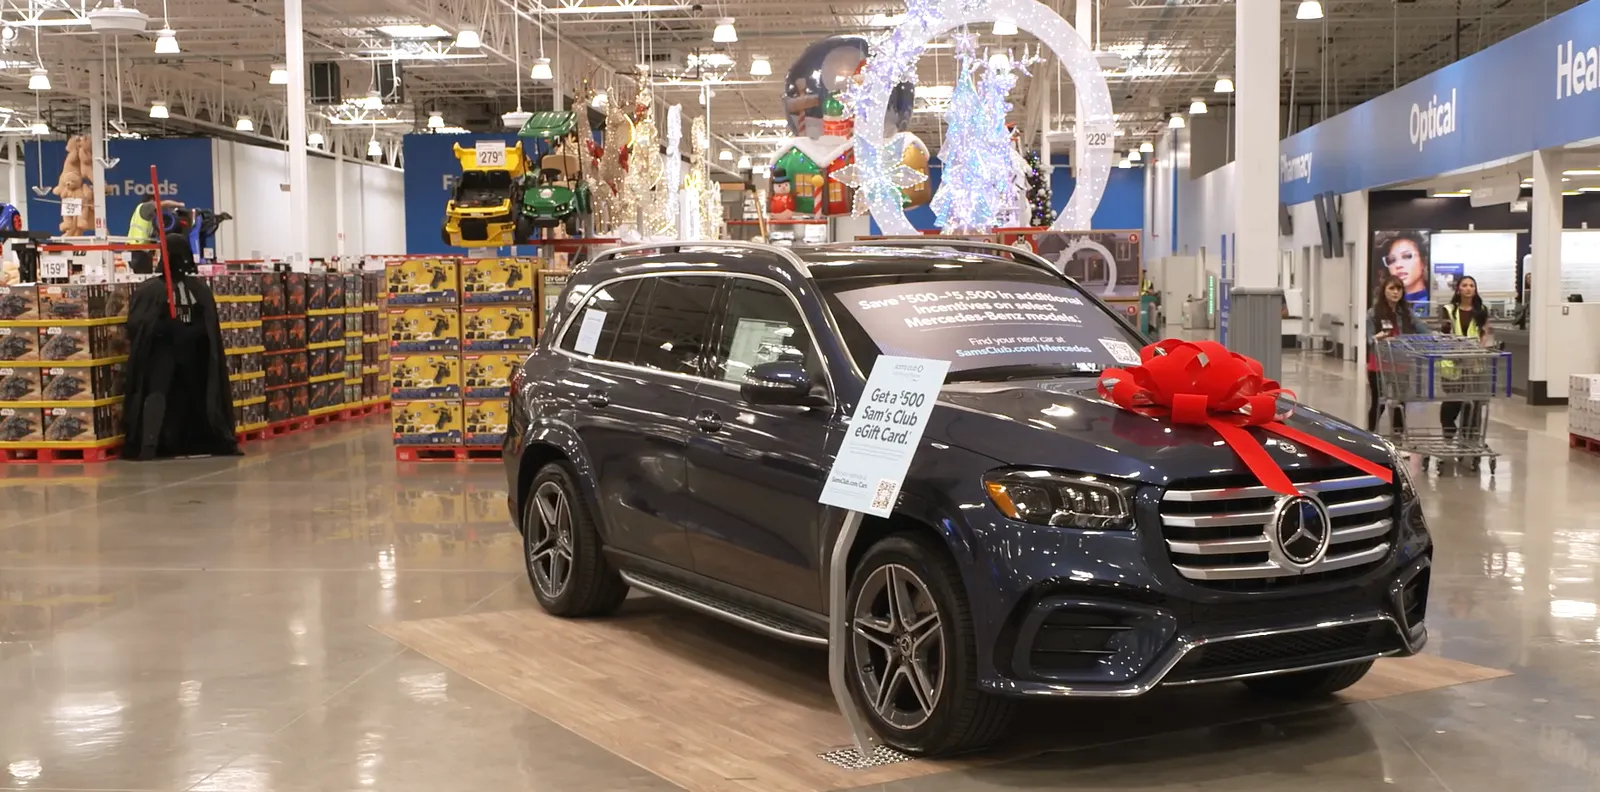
[0,444,121,464]
[236,426,271,444]
[1571,434,1600,454]
[395,445,504,462]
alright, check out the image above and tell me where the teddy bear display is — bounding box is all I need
[52,135,97,236]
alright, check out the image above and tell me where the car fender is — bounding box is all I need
[515,419,606,536]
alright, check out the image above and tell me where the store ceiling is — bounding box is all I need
[0,0,1583,165]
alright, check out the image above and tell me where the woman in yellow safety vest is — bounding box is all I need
[1439,276,1492,442]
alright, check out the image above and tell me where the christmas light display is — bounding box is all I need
[690,117,723,238]
[625,88,674,240]
[1025,150,1055,226]
[847,0,1113,235]
[665,104,684,236]
[931,39,1031,234]
[595,99,634,234]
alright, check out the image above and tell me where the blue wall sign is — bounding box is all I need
[24,138,215,236]
[402,132,522,255]
[1281,0,1600,204]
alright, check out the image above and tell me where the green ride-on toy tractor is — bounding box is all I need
[514,111,592,242]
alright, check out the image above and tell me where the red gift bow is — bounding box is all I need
[1097,339,1393,496]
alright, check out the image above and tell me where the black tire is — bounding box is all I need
[515,215,536,245]
[845,533,1015,756]
[1242,659,1375,699]
[439,223,451,246]
[521,462,628,617]
[563,214,581,238]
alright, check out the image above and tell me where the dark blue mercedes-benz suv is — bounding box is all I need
[504,240,1431,756]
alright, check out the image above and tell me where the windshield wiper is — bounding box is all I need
[946,364,1105,384]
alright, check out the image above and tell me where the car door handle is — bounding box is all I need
[694,411,724,434]
[582,391,610,408]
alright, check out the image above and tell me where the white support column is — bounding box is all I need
[334,149,347,257]
[285,0,311,269]
[1226,0,1284,378]
[8,138,25,228]
[88,60,109,238]
[1072,0,1090,179]
[1529,147,1562,403]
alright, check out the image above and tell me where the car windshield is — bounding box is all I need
[815,255,1147,383]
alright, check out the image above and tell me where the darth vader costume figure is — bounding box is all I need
[121,233,241,460]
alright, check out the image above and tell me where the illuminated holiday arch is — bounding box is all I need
[851,0,1115,236]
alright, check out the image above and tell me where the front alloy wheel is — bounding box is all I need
[526,480,574,599]
[852,564,946,730]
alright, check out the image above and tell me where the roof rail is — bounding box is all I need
[818,238,1060,274]
[589,240,811,274]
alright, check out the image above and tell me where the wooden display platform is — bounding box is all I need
[395,445,503,463]
[378,603,1511,792]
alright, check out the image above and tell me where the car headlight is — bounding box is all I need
[983,470,1135,530]
[1380,439,1418,500]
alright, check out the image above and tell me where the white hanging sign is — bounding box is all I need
[1080,118,1116,152]
[39,253,70,280]
[819,356,949,518]
[60,198,83,218]
[475,140,507,168]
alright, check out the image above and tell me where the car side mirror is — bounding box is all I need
[741,360,828,407]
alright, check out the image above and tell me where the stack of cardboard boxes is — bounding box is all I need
[389,257,535,451]
[1571,375,1600,441]
[0,283,133,449]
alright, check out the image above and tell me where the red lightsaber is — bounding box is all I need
[150,165,176,318]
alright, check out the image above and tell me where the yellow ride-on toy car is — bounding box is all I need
[441,142,529,248]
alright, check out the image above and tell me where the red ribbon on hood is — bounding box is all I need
[1098,339,1393,496]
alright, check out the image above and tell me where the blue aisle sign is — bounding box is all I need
[402,132,521,255]
[1280,0,1600,204]
[24,138,215,236]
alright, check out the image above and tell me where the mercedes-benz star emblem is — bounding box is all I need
[1271,495,1331,571]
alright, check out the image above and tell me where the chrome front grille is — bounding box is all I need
[1159,472,1396,590]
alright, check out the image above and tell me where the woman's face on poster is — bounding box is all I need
[1384,239,1425,293]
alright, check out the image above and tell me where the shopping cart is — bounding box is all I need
[1373,334,1514,473]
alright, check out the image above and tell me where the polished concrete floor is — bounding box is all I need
[3,354,1599,791]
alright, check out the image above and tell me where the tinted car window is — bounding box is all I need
[710,279,815,383]
[814,257,1146,381]
[559,278,641,361]
[607,278,655,365]
[633,275,718,377]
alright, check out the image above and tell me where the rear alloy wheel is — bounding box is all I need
[522,463,628,617]
[1242,659,1375,699]
[846,535,1014,755]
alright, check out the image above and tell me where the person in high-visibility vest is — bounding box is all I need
[127,197,184,274]
[1438,275,1492,443]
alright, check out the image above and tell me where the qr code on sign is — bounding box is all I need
[871,479,898,512]
[1099,338,1142,366]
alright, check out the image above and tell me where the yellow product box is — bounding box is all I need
[392,399,463,446]
[461,305,534,353]
[385,258,460,305]
[462,257,535,304]
[462,352,521,399]
[464,399,509,447]
[389,307,460,353]
[391,353,461,400]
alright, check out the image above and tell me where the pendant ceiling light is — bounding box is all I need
[1214,75,1235,93]
[1168,113,1186,129]
[1296,0,1324,20]
[235,116,254,132]
[30,121,48,136]
[455,26,481,49]
[750,56,771,76]
[1129,148,1142,162]
[367,138,382,157]
[712,18,737,43]
[1189,97,1208,114]
[428,110,444,129]
[1118,158,1131,169]
[993,18,1018,36]
[591,90,608,108]
[719,149,733,161]
[28,67,49,91]
[737,153,752,170]
[308,131,325,148]
[1139,141,1154,153]
[149,101,169,119]
[269,64,289,85]
[154,27,179,54]
[530,57,553,81]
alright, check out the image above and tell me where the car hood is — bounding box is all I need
[930,379,1391,485]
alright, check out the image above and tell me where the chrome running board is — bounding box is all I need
[619,571,828,647]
